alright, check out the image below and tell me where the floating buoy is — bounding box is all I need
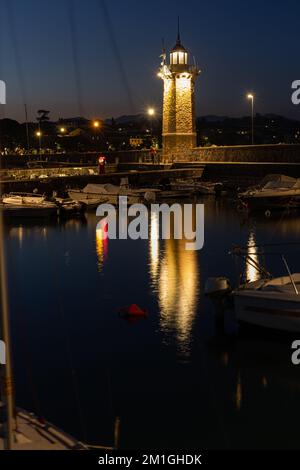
[265,209,271,218]
[118,304,148,319]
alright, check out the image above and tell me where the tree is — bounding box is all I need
[36,110,50,124]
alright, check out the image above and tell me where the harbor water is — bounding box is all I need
[5,196,300,449]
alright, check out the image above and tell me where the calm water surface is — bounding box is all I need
[5,197,300,449]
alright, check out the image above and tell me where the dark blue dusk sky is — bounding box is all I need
[1,0,300,122]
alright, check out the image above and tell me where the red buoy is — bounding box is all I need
[118,304,148,319]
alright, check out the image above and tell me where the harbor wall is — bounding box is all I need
[175,144,300,163]
[3,144,300,168]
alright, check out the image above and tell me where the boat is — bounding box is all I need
[0,406,88,450]
[68,183,154,208]
[238,174,300,213]
[1,193,58,218]
[205,244,300,334]
[54,197,84,216]
[233,273,300,333]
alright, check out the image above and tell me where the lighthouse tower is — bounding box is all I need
[158,25,200,158]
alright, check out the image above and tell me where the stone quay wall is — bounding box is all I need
[176,144,300,163]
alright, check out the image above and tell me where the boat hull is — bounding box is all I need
[0,204,57,218]
[234,290,300,333]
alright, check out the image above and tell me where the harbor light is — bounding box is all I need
[93,120,100,128]
[247,93,255,145]
[148,108,155,116]
[60,127,66,134]
[36,130,42,137]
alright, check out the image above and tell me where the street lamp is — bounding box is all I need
[247,93,254,145]
[147,108,155,137]
[92,120,101,150]
[60,127,66,134]
[35,130,42,155]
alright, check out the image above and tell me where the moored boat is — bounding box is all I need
[1,193,58,218]
[238,174,300,212]
[205,243,300,334]
[55,197,84,216]
[68,183,155,208]
[233,274,300,333]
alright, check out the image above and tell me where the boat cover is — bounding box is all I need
[82,184,120,194]
[260,174,300,190]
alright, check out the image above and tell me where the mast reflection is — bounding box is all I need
[96,225,108,272]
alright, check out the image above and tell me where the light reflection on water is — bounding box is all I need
[152,238,199,356]
[246,230,260,282]
[96,226,108,271]
[148,209,200,356]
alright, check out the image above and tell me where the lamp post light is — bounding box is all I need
[35,130,42,156]
[60,127,66,134]
[247,93,254,145]
[147,108,155,137]
[92,120,101,150]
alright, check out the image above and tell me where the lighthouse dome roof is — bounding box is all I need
[170,40,187,53]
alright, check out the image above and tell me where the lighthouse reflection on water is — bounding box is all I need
[149,210,199,357]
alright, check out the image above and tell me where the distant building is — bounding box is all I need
[129,137,144,148]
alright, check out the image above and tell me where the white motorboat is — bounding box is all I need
[2,193,46,205]
[1,193,57,217]
[234,274,300,333]
[205,244,300,334]
[68,183,156,208]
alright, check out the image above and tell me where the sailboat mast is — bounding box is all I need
[0,106,14,449]
[24,104,30,152]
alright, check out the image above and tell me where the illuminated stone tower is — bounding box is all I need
[158,25,200,158]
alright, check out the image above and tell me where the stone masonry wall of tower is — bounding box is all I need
[159,31,200,160]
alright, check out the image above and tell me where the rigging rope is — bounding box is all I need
[67,0,85,118]
[98,0,135,114]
